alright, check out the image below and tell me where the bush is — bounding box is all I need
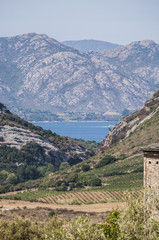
[88,177,102,186]
[81,164,90,172]
[49,216,105,240]
[119,154,127,160]
[48,210,56,218]
[55,185,67,191]
[101,209,120,240]
[0,218,45,240]
[95,155,117,168]
[59,162,70,171]
[118,193,159,240]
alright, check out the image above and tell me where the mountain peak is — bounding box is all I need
[0,34,159,115]
[128,39,156,48]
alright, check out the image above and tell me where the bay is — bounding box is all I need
[34,121,118,142]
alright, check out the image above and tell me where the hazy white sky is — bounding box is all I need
[0,0,159,44]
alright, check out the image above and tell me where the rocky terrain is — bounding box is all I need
[0,103,93,167]
[62,39,122,51]
[0,33,159,115]
[100,89,159,151]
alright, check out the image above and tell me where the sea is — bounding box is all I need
[34,121,118,143]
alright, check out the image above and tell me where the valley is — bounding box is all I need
[0,33,159,239]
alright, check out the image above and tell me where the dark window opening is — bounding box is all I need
[149,161,151,164]
[156,161,159,164]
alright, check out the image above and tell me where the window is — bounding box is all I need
[149,161,151,164]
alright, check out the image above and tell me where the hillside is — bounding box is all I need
[29,89,159,194]
[62,39,122,52]
[0,33,159,117]
[100,89,159,151]
[0,90,159,200]
[0,103,97,192]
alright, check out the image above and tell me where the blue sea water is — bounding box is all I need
[34,121,118,142]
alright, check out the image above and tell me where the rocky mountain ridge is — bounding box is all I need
[100,89,159,151]
[0,33,159,114]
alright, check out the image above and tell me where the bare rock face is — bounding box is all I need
[100,90,159,151]
[0,125,58,150]
[0,33,159,114]
[0,125,69,166]
[0,104,91,167]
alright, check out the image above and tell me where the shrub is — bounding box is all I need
[55,185,67,191]
[0,218,45,240]
[95,155,117,168]
[88,177,102,186]
[49,216,105,240]
[118,193,159,240]
[59,162,70,171]
[119,154,126,160]
[7,173,18,184]
[48,210,56,218]
[82,164,90,172]
[101,209,120,240]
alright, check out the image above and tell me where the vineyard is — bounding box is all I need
[39,190,142,205]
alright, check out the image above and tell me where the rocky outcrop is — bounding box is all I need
[0,33,159,114]
[100,90,159,151]
[0,104,92,167]
[0,125,58,150]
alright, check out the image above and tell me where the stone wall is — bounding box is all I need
[144,151,159,190]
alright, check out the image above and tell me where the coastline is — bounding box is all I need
[31,120,119,123]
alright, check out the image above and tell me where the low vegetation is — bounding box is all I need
[0,194,159,239]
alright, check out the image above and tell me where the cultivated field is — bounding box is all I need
[39,190,142,205]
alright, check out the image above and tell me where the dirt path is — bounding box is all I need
[0,189,37,196]
[0,199,126,213]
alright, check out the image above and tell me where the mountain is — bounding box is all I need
[62,39,122,52]
[0,33,159,115]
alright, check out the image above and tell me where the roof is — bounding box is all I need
[141,143,159,152]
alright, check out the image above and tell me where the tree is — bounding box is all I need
[81,164,90,172]
[59,162,70,171]
[88,177,102,186]
[7,173,18,184]
[95,155,117,168]
[0,170,8,182]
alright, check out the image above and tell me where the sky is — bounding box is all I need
[0,0,159,45]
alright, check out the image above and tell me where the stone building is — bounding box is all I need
[142,143,159,191]
[142,143,159,218]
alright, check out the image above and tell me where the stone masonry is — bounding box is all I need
[142,143,159,191]
[142,143,159,218]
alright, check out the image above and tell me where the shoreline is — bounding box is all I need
[31,120,119,123]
